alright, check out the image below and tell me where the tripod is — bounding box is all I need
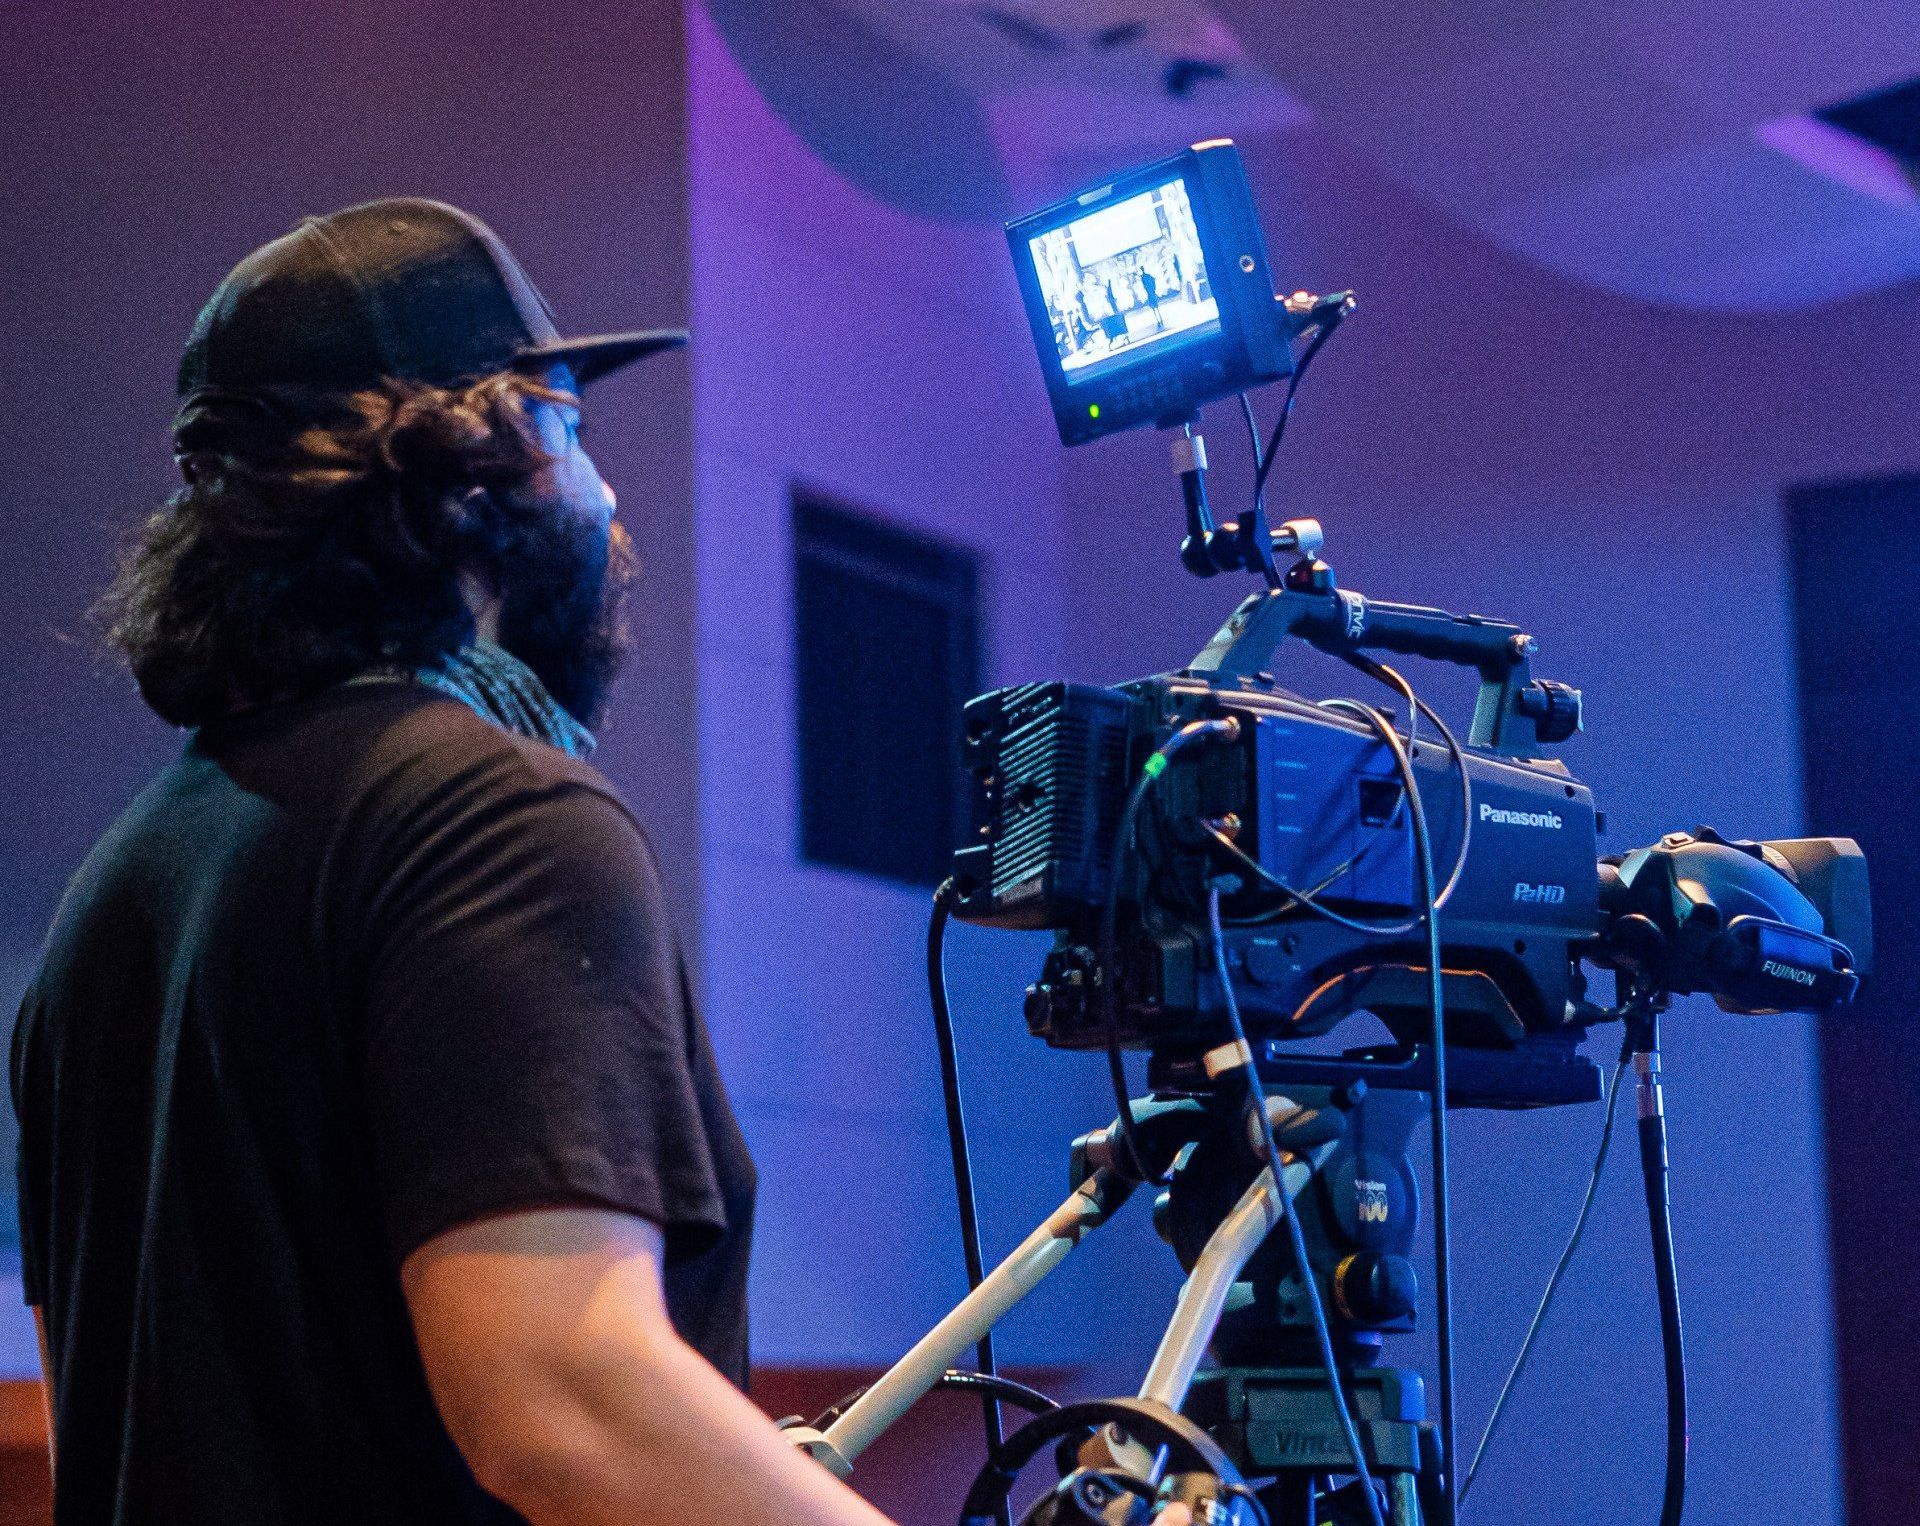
[1151,1078,1439,1526]
[783,1044,1596,1525]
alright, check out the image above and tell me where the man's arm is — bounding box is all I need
[402,1205,893,1526]
[32,1306,53,1475]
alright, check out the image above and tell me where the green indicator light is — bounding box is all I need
[1089,403,1101,419]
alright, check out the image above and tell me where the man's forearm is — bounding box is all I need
[33,1307,54,1476]
[405,1208,894,1525]
[482,1319,891,1526]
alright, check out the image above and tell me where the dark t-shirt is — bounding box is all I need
[10,683,756,1524]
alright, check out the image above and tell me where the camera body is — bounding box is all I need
[988,135,1869,1070]
[952,668,1868,1060]
[953,673,1600,1056]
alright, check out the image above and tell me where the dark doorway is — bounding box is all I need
[1786,473,1920,1526]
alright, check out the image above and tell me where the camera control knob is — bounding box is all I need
[1332,1252,1419,1327]
[1517,678,1582,742]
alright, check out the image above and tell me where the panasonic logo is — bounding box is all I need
[1762,959,1816,987]
[1480,802,1564,830]
[1514,883,1566,905]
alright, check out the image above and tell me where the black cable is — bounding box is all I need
[1204,684,1470,938]
[1459,1058,1628,1507]
[1235,389,1284,588]
[1239,391,1264,493]
[1270,658,1426,904]
[1329,699,1456,1526]
[928,882,1011,1526]
[1343,653,1419,757]
[809,1369,1060,1434]
[1248,324,1334,517]
[1322,680,1473,916]
[1645,1124,1687,1526]
[1240,391,1271,550]
[1101,770,1171,1183]
[1630,1015,1687,1526]
[1098,718,1241,1183]
[1215,673,1433,924]
[1205,884,1387,1526]
[1204,826,1418,937]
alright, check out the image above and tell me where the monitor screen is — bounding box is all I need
[1026,176,1220,384]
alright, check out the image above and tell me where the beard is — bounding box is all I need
[493,512,637,732]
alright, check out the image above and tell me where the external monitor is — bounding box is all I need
[1007,140,1292,446]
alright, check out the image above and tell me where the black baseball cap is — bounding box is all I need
[177,197,687,400]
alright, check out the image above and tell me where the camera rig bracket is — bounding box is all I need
[1185,534,1583,758]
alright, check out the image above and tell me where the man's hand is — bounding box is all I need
[402,1206,893,1526]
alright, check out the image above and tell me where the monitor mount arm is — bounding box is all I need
[1171,290,1355,587]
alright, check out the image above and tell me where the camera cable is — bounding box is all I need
[1248,322,1336,521]
[1627,1006,1687,1526]
[928,881,1012,1526]
[809,1369,1060,1434]
[1458,1055,1628,1509]
[1203,677,1471,937]
[1099,716,1244,1184]
[1239,392,1265,521]
[1210,706,1420,921]
[1317,697,1458,1526]
[1205,882,1387,1526]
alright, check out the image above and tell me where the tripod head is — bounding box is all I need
[1074,1042,1594,1376]
[1159,1082,1423,1369]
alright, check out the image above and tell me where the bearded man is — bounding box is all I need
[9,200,891,1526]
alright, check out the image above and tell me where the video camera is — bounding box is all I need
[977,140,1867,1068]
[797,140,1873,1526]
[950,591,1868,1063]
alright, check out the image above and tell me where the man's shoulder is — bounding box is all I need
[193,682,639,849]
[334,684,634,825]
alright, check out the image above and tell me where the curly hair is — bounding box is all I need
[100,371,575,727]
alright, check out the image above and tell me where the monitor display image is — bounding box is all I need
[1026,177,1219,384]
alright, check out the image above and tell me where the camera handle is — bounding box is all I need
[791,1167,1136,1479]
[1185,556,1582,756]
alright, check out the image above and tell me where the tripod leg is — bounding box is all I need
[1139,1160,1287,1408]
[1139,1135,1331,1410]
[813,1168,1131,1472]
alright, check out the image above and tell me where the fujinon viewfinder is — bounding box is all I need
[1008,139,1293,446]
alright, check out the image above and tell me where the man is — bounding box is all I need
[9,199,893,1525]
